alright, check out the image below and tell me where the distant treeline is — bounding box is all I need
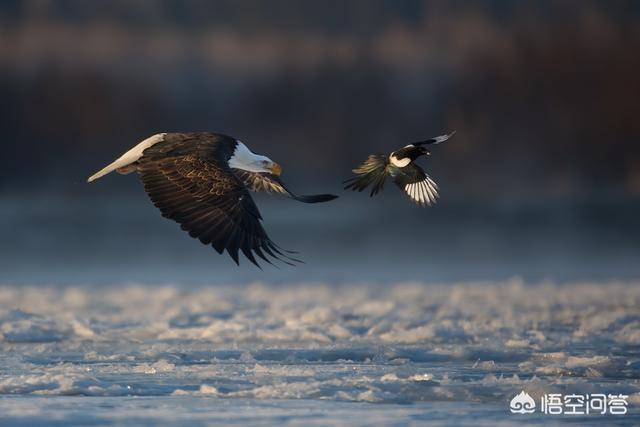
[1,0,639,199]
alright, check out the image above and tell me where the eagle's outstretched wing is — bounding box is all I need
[137,133,297,267]
[343,154,389,196]
[232,169,338,203]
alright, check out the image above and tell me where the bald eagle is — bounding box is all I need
[344,132,454,207]
[88,132,338,266]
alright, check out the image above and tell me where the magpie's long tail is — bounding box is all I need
[344,154,388,196]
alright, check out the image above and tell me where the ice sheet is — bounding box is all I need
[0,280,639,425]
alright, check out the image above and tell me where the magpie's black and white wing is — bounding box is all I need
[233,170,338,203]
[343,154,389,196]
[392,164,439,207]
[136,133,296,266]
[411,131,456,146]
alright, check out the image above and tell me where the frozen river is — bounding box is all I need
[1,280,639,425]
[1,194,639,424]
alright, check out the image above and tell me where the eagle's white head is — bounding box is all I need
[228,141,282,175]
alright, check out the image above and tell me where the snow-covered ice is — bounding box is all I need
[0,279,639,425]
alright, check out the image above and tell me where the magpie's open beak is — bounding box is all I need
[268,162,282,176]
[419,147,431,156]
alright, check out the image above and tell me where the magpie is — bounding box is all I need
[344,131,454,206]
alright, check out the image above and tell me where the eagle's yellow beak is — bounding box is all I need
[268,162,282,176]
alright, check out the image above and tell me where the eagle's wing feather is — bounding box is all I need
[137,133,296,266]
[392,163,439,207]
[343,154,389,197]
[232,169,288,195]
[233,170,338,203]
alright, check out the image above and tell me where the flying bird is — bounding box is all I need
[88,132,338,266]
[344,132,455,206]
